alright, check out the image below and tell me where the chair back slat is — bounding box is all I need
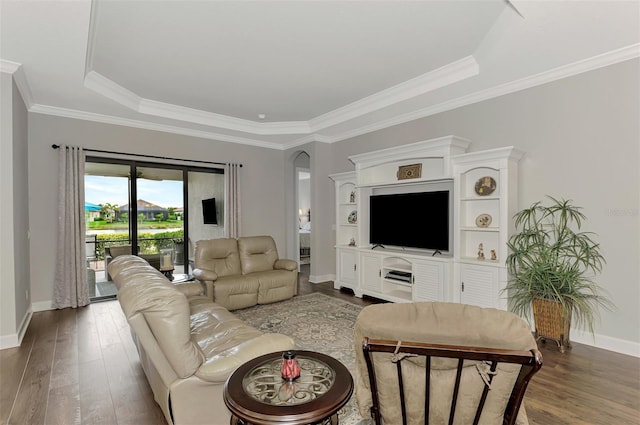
[363,339,383,424]
[472,361,498,425]
[448,359,464,425]
[424,356,431,425]
[397,361,408,425]
[362,338,542,425]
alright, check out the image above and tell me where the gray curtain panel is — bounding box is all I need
[225,163,241,238]
[53,145,89,308]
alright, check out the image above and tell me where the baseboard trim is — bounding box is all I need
[0,308,33,349]
[25,295,640,357]
[0,334,19,349]
[32,300,53,312]
[569,328,640,358]
[309,274,335,284]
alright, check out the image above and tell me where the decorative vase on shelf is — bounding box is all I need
[347,210,357,224]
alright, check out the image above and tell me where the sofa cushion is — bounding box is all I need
[252,270,297,304]
[188,297,296,382]
[108,257,155,289]
[195,238,242,277]
[238,236,279,274]
[110,255,204,379]
[212,274,260,311]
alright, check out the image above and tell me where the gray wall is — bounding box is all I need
[188,171,226,258]
[0,73,31,346]
[3,57,637,352]
[28,114,287,308]
[319,58,640,347]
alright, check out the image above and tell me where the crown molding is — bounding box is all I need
[30,104,285,150]
[308,55,479,132]
[84,56,477,137]
[452,146,525,164]
[79,44,638,145]
[0,59,34,108]
[5,43,636,151]
[0,59,20,74]
[84,5,308,136]
[283,133,333,150]
[84,70,140,110]
[348,135,471,166]
[139,97,310,135]
[84,70,310,135]
[327,43,640,144]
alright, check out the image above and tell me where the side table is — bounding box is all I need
[224,350,353,425]
[171,273,194,283]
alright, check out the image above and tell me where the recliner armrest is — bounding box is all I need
[274,259,297,271]
[193,268,219,282]
[174,282,204,297]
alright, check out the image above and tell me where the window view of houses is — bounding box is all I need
[84,164,225,299]
[85,172,185,298]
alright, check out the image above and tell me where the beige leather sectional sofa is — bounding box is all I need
[193,236,298,311]
[108,255,296,425]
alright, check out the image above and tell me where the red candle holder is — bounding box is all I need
[281,350,301,381]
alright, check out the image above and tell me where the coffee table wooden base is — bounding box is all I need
[224,350,353,425]
[230,413,338,425]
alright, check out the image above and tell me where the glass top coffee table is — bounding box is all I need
[224,350,353,425]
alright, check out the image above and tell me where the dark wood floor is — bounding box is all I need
[2,270,639,425]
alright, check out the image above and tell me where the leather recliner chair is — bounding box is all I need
[193,235,298,310]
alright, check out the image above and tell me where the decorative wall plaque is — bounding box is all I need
[475,213,492,228]
[397,163,422,180]
[474,176,496,196]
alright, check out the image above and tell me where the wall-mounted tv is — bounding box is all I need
[369,190,449,252]
[202,197,218,224]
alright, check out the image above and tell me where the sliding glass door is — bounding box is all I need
[85,158,224,300]
[135,166,185,279]
[85,162,133,300]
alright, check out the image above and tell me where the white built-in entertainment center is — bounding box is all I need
[329,136,523,310]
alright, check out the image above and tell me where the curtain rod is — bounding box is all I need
[51,144,242,167]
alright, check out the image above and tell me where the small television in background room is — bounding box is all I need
[202,198,217,224]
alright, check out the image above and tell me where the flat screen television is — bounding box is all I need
[202,198,218,224]
[369,190,449,252]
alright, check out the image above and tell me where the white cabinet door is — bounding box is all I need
[413,259,445,302]
[360,253,382,292]
[337,249,358,287]
[459,264,500,308]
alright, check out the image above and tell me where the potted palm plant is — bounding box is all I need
[504,196,612,352]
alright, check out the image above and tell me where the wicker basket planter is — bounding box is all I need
[532,298,571,353]
[505,197,612,354]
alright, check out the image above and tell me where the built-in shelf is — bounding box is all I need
[460,227,499,232]
[331,138,522,310]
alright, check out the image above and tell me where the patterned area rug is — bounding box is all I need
[234,292,372,425]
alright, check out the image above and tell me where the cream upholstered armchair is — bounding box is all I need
[354,302,542,425]
[193,236,297,310]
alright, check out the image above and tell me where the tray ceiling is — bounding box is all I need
[1,0,639,149]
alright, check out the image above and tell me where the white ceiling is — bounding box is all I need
[1,1,639,150]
